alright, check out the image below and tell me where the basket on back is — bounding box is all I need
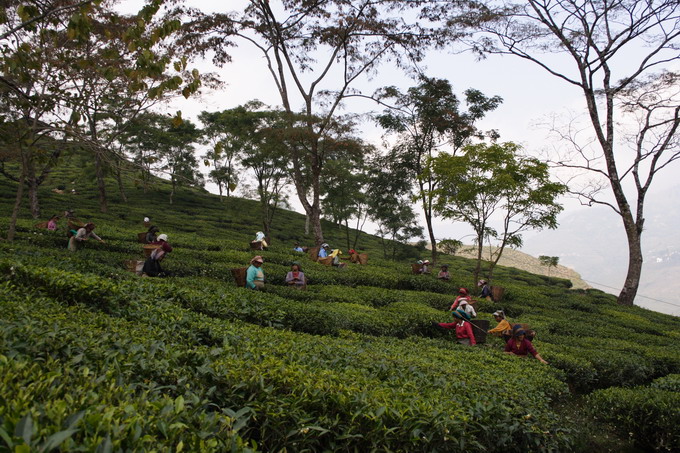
[137,232,148,244]
[143,244,161,258]
[490,286,505,302]
[318,257,333,266]
[308,247,320,262]
[411,263,423,274]
[470,319,490,344]
[67,218,84,230]
[231,267,247,287]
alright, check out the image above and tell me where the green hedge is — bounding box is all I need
[588,385,680,452]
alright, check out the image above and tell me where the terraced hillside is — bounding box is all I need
[1,167,679,452]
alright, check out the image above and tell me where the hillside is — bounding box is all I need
[1,165,679,452]
[452,246,590,290]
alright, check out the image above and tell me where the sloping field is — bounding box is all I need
[1,170,679,452]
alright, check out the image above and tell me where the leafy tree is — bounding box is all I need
[438,238,464,255]
[474,0,680,305]
[539,255,560,275]
[321,153,372,252]
[190,1,487,246]
[1,0,204,238]
[367,151,423,260]
[432,142,565,285]
[198,109,244,200]
[376,76,502,264]
[120,112,203,204]
[238,106,292,239]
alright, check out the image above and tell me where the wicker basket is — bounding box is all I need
[491,286,505,302]
[231,267,247,287]
[143,244,161,258]
[470,319,490,344]
[250,241,263,250]
[411,263,423,274]
[358,253,368,265]
[137,232,148,243]
[308,247,320,262]
[318,257,333,266]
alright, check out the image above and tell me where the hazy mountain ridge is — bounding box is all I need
[523,185,680,316]
[453,246,590,289]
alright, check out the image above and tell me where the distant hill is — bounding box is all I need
[452,245,590,289]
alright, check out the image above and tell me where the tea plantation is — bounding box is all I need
[1,168,679,452]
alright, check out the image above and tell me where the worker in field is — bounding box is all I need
[293,242,304,252]
[318,243,330,259]
[68,223,105,251]
[253,231,268,249]
[285,263,307,288]
[142,234,173,277]
[246,256,265,290]
[433,310,476,345]
[145,225,160,244]
[478,279,492,300]
[47,215,60,231]
[505,328,548,364]
[450,288,471,311]
[488,310,512,340]
[437,265,451,281]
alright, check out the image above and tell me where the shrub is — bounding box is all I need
[589,386,680,452]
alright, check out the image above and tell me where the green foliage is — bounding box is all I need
[0,156,679,451]
[588,385,680,452]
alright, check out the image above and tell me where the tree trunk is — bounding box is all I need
[309,205,323,247]
[95,150,108,212]
[115,165,128,203]
[473,233,484,289]
[27,176,40,219]
[344,219,351,251]
[7,167,26,242]
[419,181,438,264]
[305,214,310,236]
[169,177,175,204]
[617,213,643,305]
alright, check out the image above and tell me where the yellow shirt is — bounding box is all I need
[488,319,511,335]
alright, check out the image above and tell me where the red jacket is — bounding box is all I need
[455,321,476,345]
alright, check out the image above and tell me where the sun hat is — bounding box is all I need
[478,279,487,285]
[458,288,469,296]
[251,256,264,264]
[423,260,430,264]
[452,309,471,322]
[321,243,329,248]
[157,234,168,242]
[144,217,150,222]
[492,310,505,317]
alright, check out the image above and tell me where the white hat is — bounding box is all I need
[157,234,168,242]
[144,217,150,222]
[321,243,329,248]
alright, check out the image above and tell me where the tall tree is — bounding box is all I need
[321,152,372,251]
[1,0,205,237]
[189,0,486,246]
[431,142,565,285]
[120,112,203,204]
[475,0,680,305]
[367,150,423,260]
[376,76,502,264]
[199,109,244,200]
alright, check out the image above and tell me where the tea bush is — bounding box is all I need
[588,385,680,452]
